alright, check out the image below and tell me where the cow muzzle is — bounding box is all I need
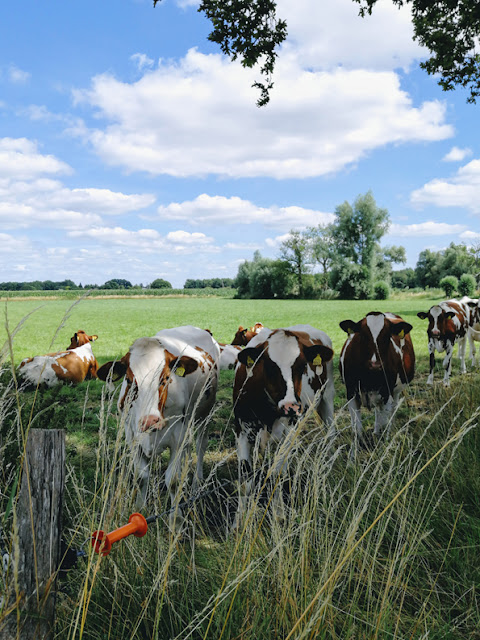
[431,329,441,337]
[139,414,166,432]
[367,360,382,371]
[281,402,302,418]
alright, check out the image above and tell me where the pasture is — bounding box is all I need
[1,294,480,639]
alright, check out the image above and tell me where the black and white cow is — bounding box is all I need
[232,325,335,527]
[97,325,220,530]
[417,299,472,386]
[339,312,415,450]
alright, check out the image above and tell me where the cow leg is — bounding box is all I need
[467,329,476,367]
[133,447,151,508]
[374,397,393,438]
[458,336,467,374]
[192,422,208,493]
[347,395,363,454]
[318,376,336,439]
[232,430,253,532]
[165,437,189,532]
[442,341,454,386]
[427,341,436,385]
[269,419,294,524]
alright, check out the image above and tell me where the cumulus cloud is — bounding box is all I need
[265,233,293,248]
[0,138,71,179]
[7,64,30,84]
[72,49,452,179]
[389,221,467,237]
[130,53,154,71]
[410,159,480,212]
[0,138,156,229]
[156,193,334,229]
[69,226,218,253]
[443,146,473,162]
[277,0,424,73]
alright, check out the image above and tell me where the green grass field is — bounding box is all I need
[1,294,480,640]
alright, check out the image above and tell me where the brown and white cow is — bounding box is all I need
[232,324,335,527]
[219,343,243,370]
[417,299,471,385]
[231,322,264,346]
[339,312,415,449]
[97,325,220,530]
[18,330,99,388]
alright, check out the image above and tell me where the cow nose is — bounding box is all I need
[432,329,440,336]
[139,414,165,432]
[368,360,382,371]
[282,402,301,417]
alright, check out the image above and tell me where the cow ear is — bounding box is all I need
[97,360,127,382]
[417,312,429,320]
[446,311,456,319]
[304,344,334,365]
[391,321,413,338]
[237,346,263,368]
[90,334,98,342]
[467,301,477,308]
[339,320,360,335]
[170,355,198,377]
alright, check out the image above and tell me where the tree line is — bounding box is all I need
[0,278,174,291]
[235,191,480,300]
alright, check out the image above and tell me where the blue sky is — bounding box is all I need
[1,0,478,287]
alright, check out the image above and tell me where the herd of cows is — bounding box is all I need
[16,296,480,530]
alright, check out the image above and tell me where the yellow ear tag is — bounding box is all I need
[347,328,353,335]
[398,329,405,339]
[247,356,255,368]
[176,366,186,377]
[313,354,322,366]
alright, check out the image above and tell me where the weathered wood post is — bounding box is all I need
[0,429,66,640]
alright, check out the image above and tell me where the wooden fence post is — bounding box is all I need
[1,429,66,640]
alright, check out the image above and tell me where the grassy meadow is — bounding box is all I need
[1,293,480,639]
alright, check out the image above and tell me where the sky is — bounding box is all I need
[1,0,479,288]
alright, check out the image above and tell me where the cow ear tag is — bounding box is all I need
[313,354,322,366]
[347,328,353,335]
[398,329,405,339]
[176,366,186,377]
[247,356,255,368]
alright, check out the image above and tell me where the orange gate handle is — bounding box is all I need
[92,512,148,556]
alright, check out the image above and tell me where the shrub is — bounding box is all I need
[373,281,390,300]
[150,278,172,289]
[439,275,458,297]
[458,273,476,297]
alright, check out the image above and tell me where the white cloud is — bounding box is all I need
[72,49,452,179]
[156,193,334,229]
[265,233,292,248]
[460,230,480,241]
[68,226,219,253]
[411,159,480,212]
[389,221,467,237]
[0,138,71,179]
[443,146,473,162]
[278,0,424,73]
[130,53,154,71]
[7,64,30,84]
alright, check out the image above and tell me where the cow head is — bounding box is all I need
[237,329,333,419]
[97,337,199,432]
[68,330,98,349]
[417,306,456,338]
[340,312,412,371]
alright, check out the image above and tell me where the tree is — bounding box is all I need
[155,1,480,106]
[234,251,293,298]
[356,0,480,104]
[306,224,336,290]
[440,275,458,297]
[278,230,312,298]
[150,278,172,289]
[330,191,389,298]
[101,279,133,289]
[154,0,287,106]
[415,249,442,288]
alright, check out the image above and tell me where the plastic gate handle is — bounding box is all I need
[91,512,148,556]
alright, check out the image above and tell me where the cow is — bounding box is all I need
[219,343,243,370]
[231,322,264,346]
[458,296,480,366]
[417,299,472,385]
[232,325,335,529]
[96,326,220,531]
[18,330,99,388]
[339,312,415,451]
